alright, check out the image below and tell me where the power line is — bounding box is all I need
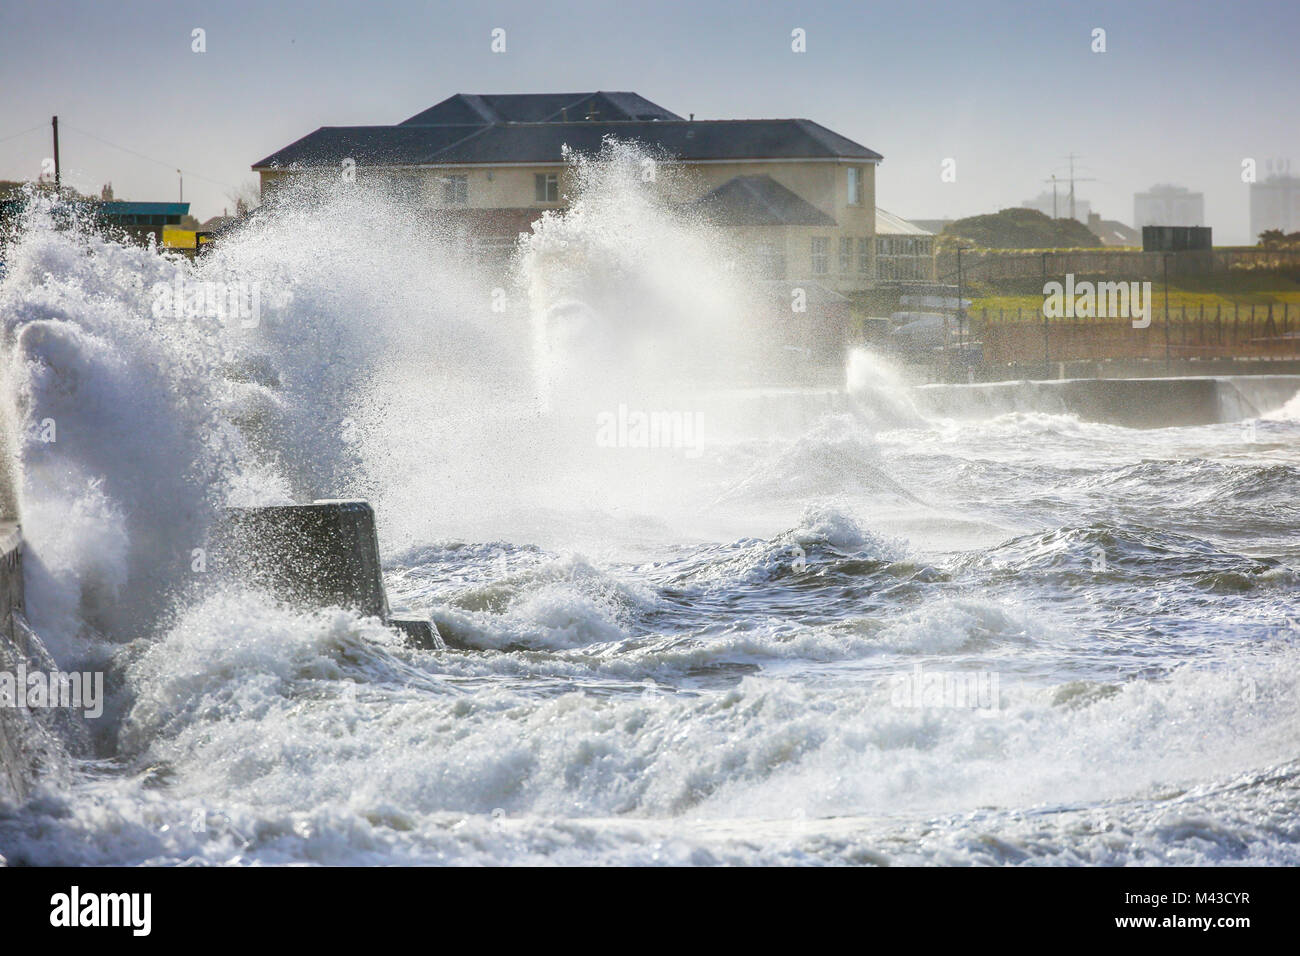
[1041,154,1096,220]
[0,123,48,147]
[60,123,239,191]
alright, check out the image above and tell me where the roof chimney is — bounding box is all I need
[689,113,694,121]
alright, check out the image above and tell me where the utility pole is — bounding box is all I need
[956,245,965,379]
[1064,153,1095,222]
[177,169,183,203]
[1170,252,1180,369]
[1068,154,1077,221]
[1044,155,1095,221]
[51,115,60,193]
[1042,251,1050,375]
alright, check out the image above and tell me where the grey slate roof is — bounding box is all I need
[254,118,881,169]
[399,92,683,125]
[1090,219,1141,246]
[252,92,882,170]
[254,125,486,168]
[695,175,836,226]
[876,208,933,235]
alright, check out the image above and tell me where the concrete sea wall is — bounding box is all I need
[911,375,1300,428]
[0,521,32,801]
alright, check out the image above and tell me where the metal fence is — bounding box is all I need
[976,302,1300,364]
[936,247,1300,282]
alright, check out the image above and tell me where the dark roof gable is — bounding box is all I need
[695,175,836,226]
[254,119,880,169]
[399,92,683,126]
[252,92,881,170]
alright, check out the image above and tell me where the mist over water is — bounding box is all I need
[2,146,1300,866]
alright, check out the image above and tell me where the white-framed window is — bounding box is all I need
[442,175,468,205]
[839,237,853,272]
[847,166,865,206]
[858,237,871,273]
[875,235,934,280]
[811,236,829,275]
[534,173,559,203]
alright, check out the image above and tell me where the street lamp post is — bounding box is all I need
[1041,251,1050,377]
[1170,252,1180,369]
[956,246,965,382]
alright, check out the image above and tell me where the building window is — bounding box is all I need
[754,241,786,278]
[389,172,423,203]
[811,237,828,275]
[847,166,864,206]
[875,235,934,280]
[839,237,853,272]
[858,237,871,273]
[535,173,559,203]
[442,175,468,205]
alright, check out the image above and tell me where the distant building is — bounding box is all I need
[1087,212,1141,247]
[874,209,935,280]
[909,219,952,236]
[94,202,191,245]
[692,173,835,281]
[1250,175,1300,241]
[199,213,236,232]
[0,196,189,246]
[1022,190,1090,224]
[252,91,885,292]
[1133,185,1204,228]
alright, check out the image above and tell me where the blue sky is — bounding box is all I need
[1,0,1296,241]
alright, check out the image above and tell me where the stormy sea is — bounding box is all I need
[1,145,1298,866]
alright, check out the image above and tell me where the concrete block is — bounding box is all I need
[389,617,442,650]
[217,499,389,620]
[215,500,442,651]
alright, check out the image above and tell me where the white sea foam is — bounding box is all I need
[1,154,1298,867]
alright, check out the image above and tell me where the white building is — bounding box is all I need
[874,209,935,280]
[1250,175,1300,240]
[1021,190,1090,224]
[1133,185,1204,228]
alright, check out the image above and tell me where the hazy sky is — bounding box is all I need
[2,0,1296,242]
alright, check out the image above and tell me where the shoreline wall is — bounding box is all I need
[0,521,30,801]
[910,375,1300,427]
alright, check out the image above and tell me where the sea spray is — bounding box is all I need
[0,196,234,644]
[9,147,1291,868]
